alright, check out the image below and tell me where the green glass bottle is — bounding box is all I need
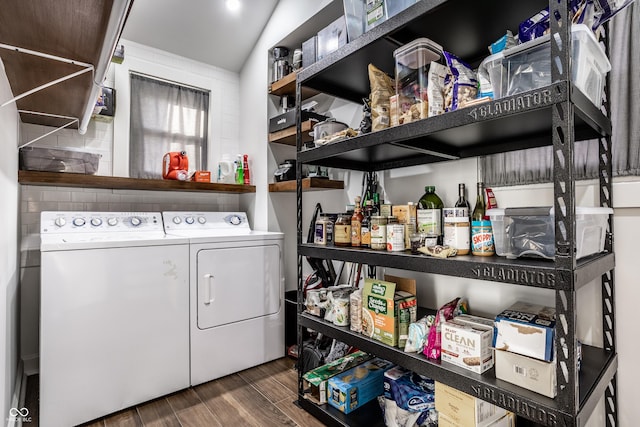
[417,186,444,239]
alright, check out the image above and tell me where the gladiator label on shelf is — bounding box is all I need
[466,88,554,121]
[471,265,556,287]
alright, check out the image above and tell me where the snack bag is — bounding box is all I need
[443,52,477,112]
[427,61,448,117]
[368,63,395,131]
[423,298,467,360]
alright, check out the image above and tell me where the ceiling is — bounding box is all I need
[121,0,280,72]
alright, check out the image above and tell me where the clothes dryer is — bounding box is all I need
[39,212,189,427]
[162,211,284,385]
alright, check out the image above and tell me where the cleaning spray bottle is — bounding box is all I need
[235,154,244,184]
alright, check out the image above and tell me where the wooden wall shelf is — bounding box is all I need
[18,171,256,193]
[269,71,319,100]
[269,178,344,192]
[268,119,315,146]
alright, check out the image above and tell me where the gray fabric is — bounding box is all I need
[129,73,209,179]
[481,3,638,186]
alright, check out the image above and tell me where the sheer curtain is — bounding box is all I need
[481,3,639,186]
[129,73,209,179]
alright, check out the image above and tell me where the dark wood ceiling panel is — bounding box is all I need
[0,0,126,128]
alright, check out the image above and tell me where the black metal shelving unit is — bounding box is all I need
[293,1,617,426]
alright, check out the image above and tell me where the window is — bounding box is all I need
[129,73,210,179]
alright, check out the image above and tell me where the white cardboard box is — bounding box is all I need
[441,318,494,374]
[494,349,557,398]
[439,411,515,427]
[494,301,555,361]
[435,382,508,427]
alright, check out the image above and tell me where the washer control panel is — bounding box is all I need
[41,212,163,234]
[162,212,250,232]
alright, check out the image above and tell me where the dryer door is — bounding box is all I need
[196,244,281,329]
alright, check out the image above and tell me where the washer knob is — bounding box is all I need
[197,216,206,224]
[185,216,195,225]
[54,217,66,227]
[107,217,118,226]
[229,215,241,225]
[90,218,103,227]
[173,216,182,224]
[73,218,86,227]
[131,217,142,226]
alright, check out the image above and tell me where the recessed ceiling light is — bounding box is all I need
[226,0,241,13]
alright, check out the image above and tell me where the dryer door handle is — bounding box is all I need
[203,273,215,305]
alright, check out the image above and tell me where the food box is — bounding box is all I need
[19,146,101,174]
[435,381,508,427]
[503,24,611,108]
[494,301,555,361]
[362,277,417,348]
[494,349,557,398]
[191,171,211,182]
[441,318,494,374]
[486,206,613,260]
[393,38,442,125]
[391,204,417,225]
[327,357,394,414]
[302,351,373,404]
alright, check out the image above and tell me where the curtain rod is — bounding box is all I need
[129,71,210,93]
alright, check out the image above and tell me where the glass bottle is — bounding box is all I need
[455,183,470,212]
[416,186,444,240]
[372,192,380,216]
[351,196,363,247]
[472,182,485,221]
[360,200,373,248]
[334,214,352,247]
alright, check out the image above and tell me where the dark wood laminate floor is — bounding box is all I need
[25,358,326,427]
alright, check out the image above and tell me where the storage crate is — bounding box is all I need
[343,0,418,41]
[487,206,613,260]
[19,146,101,174]
[503,24,611,108]
[478,52,506,99]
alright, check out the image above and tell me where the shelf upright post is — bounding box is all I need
[550,0,580,418]
[599,20,617,427]
[295,72,305,402]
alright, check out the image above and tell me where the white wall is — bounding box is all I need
[0,59,20,425]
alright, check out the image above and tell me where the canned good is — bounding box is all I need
[370,216,387,250]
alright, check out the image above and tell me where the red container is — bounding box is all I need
[162,151,189,180]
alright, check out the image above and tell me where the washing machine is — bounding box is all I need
[39,212,190,427]
[162,211,284,386]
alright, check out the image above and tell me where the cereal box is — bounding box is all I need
[441,318,494,374]
[302,351,373,404]
[494,302,555,361]
[362,277,417,347]
[327,357,394,414]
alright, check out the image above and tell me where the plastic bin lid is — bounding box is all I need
[393,37,443,68]
[486,208,505,217]
[488,206,613,216]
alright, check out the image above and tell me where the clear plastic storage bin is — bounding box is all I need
[392,37,442,123]
[19,146,101,174]
[478,52,506,99]
[503,24,611,108]
[343,0,418,41]
[487,206,613,260]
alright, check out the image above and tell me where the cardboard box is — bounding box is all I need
[302,351,373,404]
[494,302,555,361]
[435,382,507,427]
[392,204,417,225]
[439,411,515,427]
[191,171,211,182]
[441,318,494,374]
[494,349,557,398]
[327,357,394,414]
[362,276,417,347]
